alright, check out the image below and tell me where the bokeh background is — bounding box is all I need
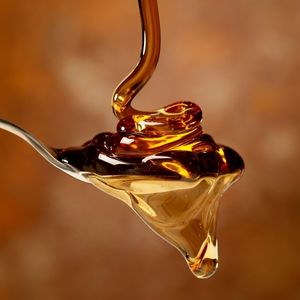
[0,0,299,299]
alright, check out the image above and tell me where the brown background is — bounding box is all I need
[0,0,299,299]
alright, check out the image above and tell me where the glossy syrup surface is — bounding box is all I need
[56,0,244,278]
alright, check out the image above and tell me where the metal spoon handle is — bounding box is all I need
[0,119,88,182]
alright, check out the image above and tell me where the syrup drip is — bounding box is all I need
[0,0,244,278]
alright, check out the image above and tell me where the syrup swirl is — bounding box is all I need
[57,0,243,181]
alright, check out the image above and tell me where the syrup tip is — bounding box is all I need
[187,258,218,279]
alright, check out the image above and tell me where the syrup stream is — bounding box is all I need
[112,0,160,119]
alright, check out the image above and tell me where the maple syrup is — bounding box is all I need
[55,0,244,278]
[0,0,244,279]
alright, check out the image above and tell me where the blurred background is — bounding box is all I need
[0,0,299,299]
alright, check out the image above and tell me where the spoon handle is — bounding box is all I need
[0,119,88,182]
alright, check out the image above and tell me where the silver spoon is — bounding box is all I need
[0,118,88,183]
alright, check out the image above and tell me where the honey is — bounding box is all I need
[0,0,244,278]
[55,0,244,278]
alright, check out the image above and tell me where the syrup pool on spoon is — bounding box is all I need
[0,0,244,278]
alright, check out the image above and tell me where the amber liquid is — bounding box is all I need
[56,0,244,278]
[88,171,241,278]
